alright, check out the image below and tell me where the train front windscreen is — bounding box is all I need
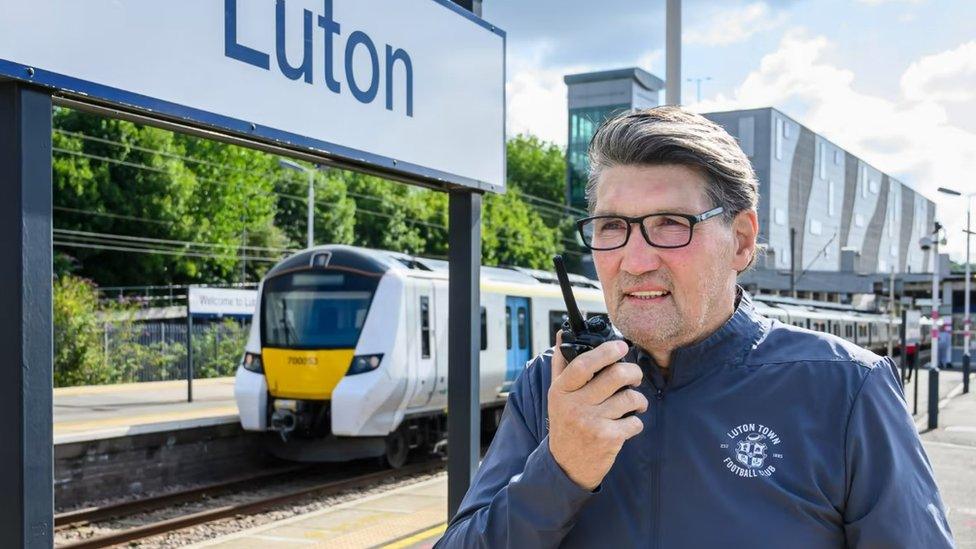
[260,270,380,399]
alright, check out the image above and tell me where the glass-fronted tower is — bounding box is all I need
[564,68,664,211]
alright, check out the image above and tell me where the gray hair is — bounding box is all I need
[586,106,762,270]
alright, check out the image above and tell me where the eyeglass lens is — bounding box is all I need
[581,215,693,249]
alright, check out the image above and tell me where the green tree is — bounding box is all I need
[482,187,560,269]
[506,134,567,205]
[53,275,111,386]
[53,108,286,285]
[274,166,357,250]
[345,172,443,255]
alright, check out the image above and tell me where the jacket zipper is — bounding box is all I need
[651,386,665,548]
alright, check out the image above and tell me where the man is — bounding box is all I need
[437,106,953,547]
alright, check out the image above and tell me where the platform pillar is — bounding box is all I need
[447,190,481,518]
[0,81,54,547]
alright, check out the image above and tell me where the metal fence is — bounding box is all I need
[103,319,249,383]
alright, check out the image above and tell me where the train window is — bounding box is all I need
[420,296,430,359]
[506,306,512,350]
[550,311,568,346]
[480,306,487,351]
[517,307,528,349]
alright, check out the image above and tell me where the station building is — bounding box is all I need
[564,68,940,306]
[564,68,664,211]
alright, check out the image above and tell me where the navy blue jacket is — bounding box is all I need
[438,292,953,548]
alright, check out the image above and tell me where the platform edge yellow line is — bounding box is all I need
[381,523,447,549]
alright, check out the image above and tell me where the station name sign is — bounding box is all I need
[188,287,258,317]
[0,0,506,191]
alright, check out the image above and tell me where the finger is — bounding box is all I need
[553,339,629,393]
[598,389,648,419]
[615,415,645,439]
[550,330,566,385]
[582,362,644,403]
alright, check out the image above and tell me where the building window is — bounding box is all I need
[783,120,792,138]
[567,105,630,211]
[738,116,755,157]
[890,244,898,257]
[775,118,783,160]
[879,260,887,273]
[828,180,836,216]
[818,142,827,180]
[810,218,823,236]
[834,149,842,165]
[774,208,786,225]
[869,179,878,194]
[855,213,865,227]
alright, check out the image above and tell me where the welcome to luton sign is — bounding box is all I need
[0,0,506,192]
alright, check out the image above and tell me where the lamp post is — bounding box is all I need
[686,76,712,104]
[279,159,315,249]
[938,186,974,392]
[921,222,946,429]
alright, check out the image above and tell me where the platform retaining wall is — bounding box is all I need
[55,423,274,510]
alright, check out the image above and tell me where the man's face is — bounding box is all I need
[591,164,740,354]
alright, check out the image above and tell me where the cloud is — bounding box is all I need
[685,2,789,46]
[505,44,583,146]
[691,29,976,261]
[901,40,976,104]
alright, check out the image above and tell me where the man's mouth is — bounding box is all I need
[624,290,671,301]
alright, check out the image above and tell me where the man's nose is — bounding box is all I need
[619,226,664,275]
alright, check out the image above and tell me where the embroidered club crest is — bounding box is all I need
[720,423,784,478]
[735,433,768,469]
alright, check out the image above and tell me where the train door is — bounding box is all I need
[505,297,531,384]
[407,280,436,408]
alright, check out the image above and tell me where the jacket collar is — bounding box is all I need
[626,287,768,390]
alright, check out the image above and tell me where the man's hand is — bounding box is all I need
[548,332,647,491]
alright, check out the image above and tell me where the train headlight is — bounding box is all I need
[347,353,383,376]
[241,352,264,373]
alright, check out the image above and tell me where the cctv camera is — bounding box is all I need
[919,236,933,251]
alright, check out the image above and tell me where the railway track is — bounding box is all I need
[54,464,311,532]
[56,460,444,549]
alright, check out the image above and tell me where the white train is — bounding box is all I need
[235,244,914,467]
[234,245,607,467]
[750,295,922,354]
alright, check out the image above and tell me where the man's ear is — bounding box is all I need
[730,209,759,272]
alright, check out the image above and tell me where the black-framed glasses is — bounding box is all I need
[576,206,725,251]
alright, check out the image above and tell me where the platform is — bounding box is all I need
[54,377,238,445]
[194,475,449,549]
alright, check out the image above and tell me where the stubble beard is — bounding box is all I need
[612,265,729,356]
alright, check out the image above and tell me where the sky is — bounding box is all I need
[481,0,976,263]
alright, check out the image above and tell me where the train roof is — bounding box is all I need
[266,245,601,289]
